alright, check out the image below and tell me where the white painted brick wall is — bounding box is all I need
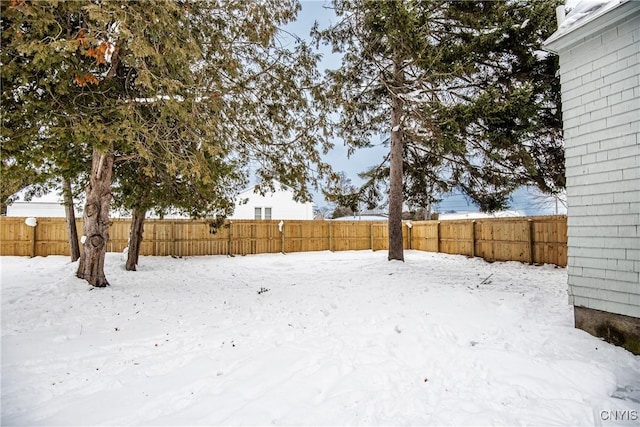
[559,9,640,318]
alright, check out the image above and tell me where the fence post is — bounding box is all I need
[370,222,374,251]
[279,220,285,254]
[329,222,333,252]
[152,222,157,256]
[471,220,476,258]
[436,221,440,253]
[528,219,534,265]
[171,220,176,257]
[30,222,37,258]
[227,221,233,255]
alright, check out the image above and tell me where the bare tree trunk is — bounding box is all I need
[62,177,80,262]
[77,146,114,287]
[126,207,146,271]
[388,54,405,262]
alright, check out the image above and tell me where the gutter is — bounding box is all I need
[543,0,637,53]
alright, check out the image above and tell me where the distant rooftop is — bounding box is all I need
[438,210,525,221]
[332,215,388,221]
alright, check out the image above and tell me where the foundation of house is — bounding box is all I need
[574,306,640,355]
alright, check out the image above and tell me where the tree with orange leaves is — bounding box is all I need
[1,0,332,286]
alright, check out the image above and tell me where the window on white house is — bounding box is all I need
[254,207,262,220]
[264,207,272,220]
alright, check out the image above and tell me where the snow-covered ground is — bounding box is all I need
[2,250,639,426]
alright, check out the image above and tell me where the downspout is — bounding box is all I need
[556,5,566,27]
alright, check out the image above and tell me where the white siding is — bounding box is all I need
[560,10,640,318]
[229,184,314,220]
[6,191,69,217]
[6,201,66,217]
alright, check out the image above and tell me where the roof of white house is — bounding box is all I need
[332,215,388,221]
[11,189,63,204]
[236,180,297,197]
[559,0,622,33]
[544,0,634,51]
[438,210,525,221]
[5,189,68,217]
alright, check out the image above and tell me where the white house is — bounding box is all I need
[6,190,68,217]
[229,182,315,220]
[543,0,639,353]
[7,181,315,221]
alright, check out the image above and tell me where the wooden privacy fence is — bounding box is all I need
[0,215,567,266]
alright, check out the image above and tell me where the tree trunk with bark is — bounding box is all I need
[62,178,81,262]
[388,54,405,262]
[77,146,114,287]
[126,207,146,271]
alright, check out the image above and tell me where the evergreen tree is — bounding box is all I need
[112,145,242,271]
[358,143,446,220]
[2,0,332,286]
[324,171,360,217]
[315,0,563,261]
[316,0,462,260]
[1,0,90,234]
[430,0,564,208]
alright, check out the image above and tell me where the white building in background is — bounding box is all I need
[229,182,315,220]
[5,190,68,217]
[6,181,315,221]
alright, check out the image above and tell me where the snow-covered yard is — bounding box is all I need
[2,250,639,426]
